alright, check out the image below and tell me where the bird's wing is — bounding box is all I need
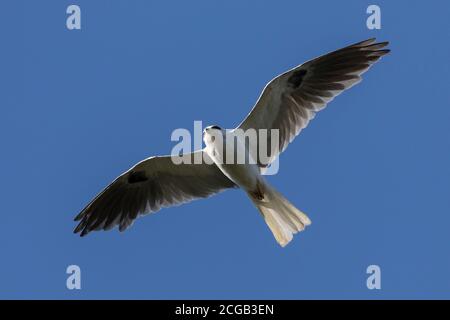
[74,150,236,236]
[237,38,390,167]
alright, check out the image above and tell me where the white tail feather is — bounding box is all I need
[248,185,311,247]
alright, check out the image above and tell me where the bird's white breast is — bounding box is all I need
[204,130,261,191]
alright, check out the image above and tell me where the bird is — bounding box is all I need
[74,38,390,247]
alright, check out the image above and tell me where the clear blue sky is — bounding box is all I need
[2,0,450,299]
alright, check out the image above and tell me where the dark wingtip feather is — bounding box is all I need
[364,41,389,50]
[74,211,85,221]
[373,49,391,57]
[118,224,127,232]
[73,222,84,234]
[353,38,376,47]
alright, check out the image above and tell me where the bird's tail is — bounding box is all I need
[247,182,311,247]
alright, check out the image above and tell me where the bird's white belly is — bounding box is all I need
[217,161,260,191]
[204,132,261,191]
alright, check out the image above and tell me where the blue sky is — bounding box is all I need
[2,0,450,299]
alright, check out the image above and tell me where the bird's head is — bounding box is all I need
[203,125,223,145]
[204,125,222,133]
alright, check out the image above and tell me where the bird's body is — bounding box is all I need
[203,126,311,246]
[74,38,390,247]
[203,127,261,192]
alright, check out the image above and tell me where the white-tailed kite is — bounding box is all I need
[74,38,389,247]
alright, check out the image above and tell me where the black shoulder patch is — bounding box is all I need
[128,170,148,184]
[287,69,307,88]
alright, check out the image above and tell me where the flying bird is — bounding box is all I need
[74,38,390,247]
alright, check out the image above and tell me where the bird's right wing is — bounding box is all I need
[74,150,236,236]
[237,38,390,167]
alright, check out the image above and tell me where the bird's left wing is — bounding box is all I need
[74,150,236,236]
[237,38,390,167]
